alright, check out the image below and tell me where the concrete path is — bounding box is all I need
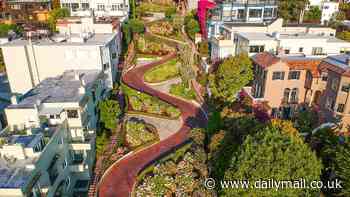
[146,77,182,93]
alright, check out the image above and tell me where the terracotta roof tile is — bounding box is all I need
[285,59,322,77]
[252,52,280,68]
[252,52,322,77]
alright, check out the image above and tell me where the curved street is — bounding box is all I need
[98,47,207,196]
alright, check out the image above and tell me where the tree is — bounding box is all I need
[222,123,322,196]
[184,12,200,40]
[278,0,309,23]
[294,108,319,134]
[165,6,177,19]
[332,141,350,196]
[304,6,321,22]
[48,8,70,32]
[209,53,253,105]
[98,99,122,130]
[0,24,22,37]
[198,41,209,57]
[178,44,196,85]
[128,19,145,34]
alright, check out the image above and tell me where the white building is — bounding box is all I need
[321,1,339,25]
[0,69,106,196]
[235,32,350,57]
[0,17,121,95]
[210,18,339,60]
[60,0,129,20]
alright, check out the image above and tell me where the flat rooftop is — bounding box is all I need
[8,69,101,109]
[237,32,346,42]
[1,33,117,47]
[7,134,43,148]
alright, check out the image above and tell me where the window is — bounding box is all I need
[290,88,299,103]
[321,72,328,81]
[81,3,89,9]
[272,71,285,80]
[50,115,55,119]
[62,159,67,169]
[103,63,110,71]
[67,110,79,118]
[312,47,323,55]
[326,97,335,110]
[65,177,71,191]
[71,3,79,11]
[283,88,290,103]
[112,52,117,59]
[331,78,339,91]
[299,47,304,52]
[61,3,70,8]
[264,8,273,17]
[337,104,345,113]
[97,4,105,11]
[288,71,301,80]
[111,4,118,11]
[342,84,350,92]
[340,48,350,54]
[249,45,265,53]
[284,49,290,54]
[249,9,262,18]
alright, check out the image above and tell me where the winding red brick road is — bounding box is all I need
[97,53,207,196]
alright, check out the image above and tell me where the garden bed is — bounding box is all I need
[122,84,181,118]
[169,82,196,100]
[144,58,179,83]
[134,129,212,196]
[125,120,159,150]
[148,20,185,42]
[136,34,176,56]
[138,2,175,13]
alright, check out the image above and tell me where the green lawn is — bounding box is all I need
[144,59,179,83]
[169,82,196,100]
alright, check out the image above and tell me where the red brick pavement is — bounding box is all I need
[97,55,207,197]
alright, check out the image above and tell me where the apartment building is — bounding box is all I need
[60,0,129,20]
[235,32,350,57]
[0,69,106,196]
[207,0,278,38]
[306,0,339,25]
[210,18,338,59]
[317,54,350,131]
[0,0,51,23]
[0,17,121,94]
[249,52,323,119]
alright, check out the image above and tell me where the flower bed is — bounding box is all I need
[125,120,159,149]
[122,84,181,118]
[169,82,196,100]
[138,2,174,13]
[135,129,212,196]
[148,20,185,42]
[136,35,175,56]
[144,58,179,83]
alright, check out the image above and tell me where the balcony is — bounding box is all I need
[69,132,95,150]
[221,0,277,6]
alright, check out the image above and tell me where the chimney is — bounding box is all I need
[11,95,17,105]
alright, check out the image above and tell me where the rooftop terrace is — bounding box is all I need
[8,69,101,109]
